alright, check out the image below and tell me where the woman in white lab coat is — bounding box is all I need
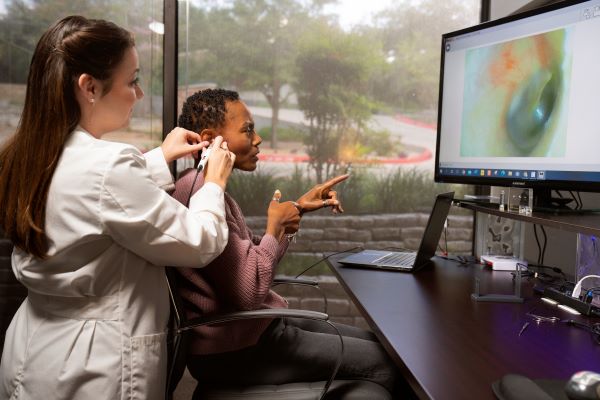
[0,15,235,399]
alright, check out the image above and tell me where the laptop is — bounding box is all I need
[338,192,454,272]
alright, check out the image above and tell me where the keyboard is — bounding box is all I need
[373,252,416,267]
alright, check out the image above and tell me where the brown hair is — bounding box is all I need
[0,15,134,258]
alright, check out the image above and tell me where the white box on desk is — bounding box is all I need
[480,255,528,271]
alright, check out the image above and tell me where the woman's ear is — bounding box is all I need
[77,73,99,103]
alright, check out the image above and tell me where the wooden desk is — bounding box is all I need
[327,254,600,400]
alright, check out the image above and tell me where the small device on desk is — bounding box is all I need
[480,255,528,271]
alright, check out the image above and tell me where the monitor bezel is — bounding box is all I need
[434,0,599,193]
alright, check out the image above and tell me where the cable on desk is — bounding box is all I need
[540,226,547,265]
[562,319,600,345]
[533,225,548,266]
[569,191,580,210]
[533,224,542,264]
[294,246,364,279]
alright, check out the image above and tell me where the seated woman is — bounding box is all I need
[172,88,400,396]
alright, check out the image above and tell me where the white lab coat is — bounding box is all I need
[0,128,229,400]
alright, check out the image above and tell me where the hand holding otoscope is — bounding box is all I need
[186,136,236,206]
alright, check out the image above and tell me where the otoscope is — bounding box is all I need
[186,145,212,206]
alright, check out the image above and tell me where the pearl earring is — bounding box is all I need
[89,98,95,104]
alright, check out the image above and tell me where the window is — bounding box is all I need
[0,0,164,149]
[177,0,480,284]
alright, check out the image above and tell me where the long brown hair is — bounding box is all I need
[0,16,134,258]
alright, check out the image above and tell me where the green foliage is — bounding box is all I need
[225,169,278,215]
[339,126,401,159]
[258,126,306,143]
[294,26,386,180]
[178,0,334,148]
[340,167,458,214]
[228,166,468,216]
[367,0,479,110]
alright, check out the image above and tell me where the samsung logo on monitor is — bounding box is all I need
[512,181,526,186]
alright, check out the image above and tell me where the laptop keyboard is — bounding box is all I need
[373,252,416,266]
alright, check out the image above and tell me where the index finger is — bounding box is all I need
[321,174,350,189]
[185,129,202,144]
[212,135,224,148]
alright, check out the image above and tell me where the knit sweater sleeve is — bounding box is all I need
[248,228,289,262]
[204,199,290,310]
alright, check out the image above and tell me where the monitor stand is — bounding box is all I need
[532,188,578,214]
[471,264,524,303]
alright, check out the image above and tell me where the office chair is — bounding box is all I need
[165,267,392,400]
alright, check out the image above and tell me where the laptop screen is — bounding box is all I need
[413,192,454,268]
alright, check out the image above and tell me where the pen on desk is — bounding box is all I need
[518,322,530,336]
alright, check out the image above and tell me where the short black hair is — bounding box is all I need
[178,88,240,133]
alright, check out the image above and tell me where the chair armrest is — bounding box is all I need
[272,277,328,314]
[179,308,328,332]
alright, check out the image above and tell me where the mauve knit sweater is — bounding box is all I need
[172,169,289,355]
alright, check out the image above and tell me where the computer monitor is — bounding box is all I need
[435,0,600,209]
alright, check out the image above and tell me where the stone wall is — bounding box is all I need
[246,212,474,255]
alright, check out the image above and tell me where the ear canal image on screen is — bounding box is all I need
[460,28,571,157]
[506,65,560,152]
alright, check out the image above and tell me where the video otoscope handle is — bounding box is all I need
[197,146,212,172]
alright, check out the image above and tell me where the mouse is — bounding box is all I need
[565,371,600,400]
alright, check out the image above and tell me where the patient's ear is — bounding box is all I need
[200,129,216,143]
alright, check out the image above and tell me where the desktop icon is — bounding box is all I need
[487,170,492,176]
[530,171,536,178]
[480,170,485,176]
[538,171,545,179]
[523,171,528,178]
[508,171,513,176]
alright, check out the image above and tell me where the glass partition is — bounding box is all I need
[0,0,164,149]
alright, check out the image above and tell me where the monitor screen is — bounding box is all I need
[435,0,600,195]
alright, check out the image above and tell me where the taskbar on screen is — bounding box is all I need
[438,167,600,183]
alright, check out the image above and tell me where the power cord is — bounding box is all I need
[294,246,364,278]
[533,225,547,265]
[562,319,600,345]
[569,190,580,210]
[577,191,583,209]
[572,275,600,299]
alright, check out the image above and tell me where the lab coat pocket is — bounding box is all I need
[129,332,167,400]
